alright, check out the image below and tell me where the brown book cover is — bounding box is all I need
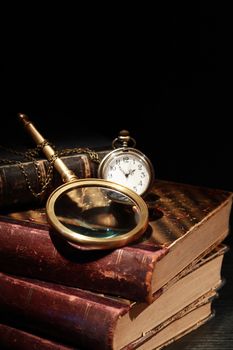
[0,294,214,350]
[0,323,77,350]
[0,149,108,209]
[0,246,226,350]
[0,180,232,302]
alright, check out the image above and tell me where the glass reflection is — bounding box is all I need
[54,186,140,238]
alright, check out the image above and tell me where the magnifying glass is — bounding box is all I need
[18,114,149,250]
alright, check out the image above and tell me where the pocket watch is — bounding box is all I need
[98,130,154,197]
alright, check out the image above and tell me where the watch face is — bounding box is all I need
[98,148,154,196]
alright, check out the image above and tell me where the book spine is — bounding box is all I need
[0,272,129,350]
[0,220,167,303]
[0,152,106,209]
[0,323,77,350]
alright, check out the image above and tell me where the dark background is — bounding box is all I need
[1,10,232,193]
[1,6,233,349]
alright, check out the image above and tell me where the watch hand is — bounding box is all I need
[129,169,136,175]
[124,169,135,178]
[119,165,127,176]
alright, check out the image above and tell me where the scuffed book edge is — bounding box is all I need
[124,289,216,350]
[150,194,232,302]
[156,312,215,350]
[154,243,228,297]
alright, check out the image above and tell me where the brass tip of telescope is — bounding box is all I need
[18,113,30,126]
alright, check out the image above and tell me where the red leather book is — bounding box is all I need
[0,180,232,302]
[0,246,225,350]
[0,298,214,350]
[0,323,77,350]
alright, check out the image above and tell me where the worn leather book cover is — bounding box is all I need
[0,180,232,302]
[0,246,226,350]
[0,295,214,350]
[0,323,77,350]
[0,149,108,209]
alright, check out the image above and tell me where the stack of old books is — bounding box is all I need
[0,176,232,349]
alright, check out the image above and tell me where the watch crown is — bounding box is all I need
[112,130,136,149]
[119,129,130,137]
[119,130,131,147]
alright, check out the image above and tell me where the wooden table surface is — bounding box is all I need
[165,234,233,350]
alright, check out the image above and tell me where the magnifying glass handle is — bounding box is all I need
[18,114,78,183]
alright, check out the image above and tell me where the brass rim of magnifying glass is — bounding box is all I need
[46,178,149,250]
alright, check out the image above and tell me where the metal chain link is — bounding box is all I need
[0,144,100,198]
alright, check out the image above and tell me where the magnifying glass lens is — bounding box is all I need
[54,186,140,239]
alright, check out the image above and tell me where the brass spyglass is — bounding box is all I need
[18,114,149,250]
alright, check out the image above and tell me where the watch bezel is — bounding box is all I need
[98,147,154,197]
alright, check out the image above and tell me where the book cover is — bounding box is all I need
[0,322,78,350]
[0,294,214,350]
[0,246,226,350]
[0,148,108,209]
[0,295,214,350]
[0,180,232,302]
